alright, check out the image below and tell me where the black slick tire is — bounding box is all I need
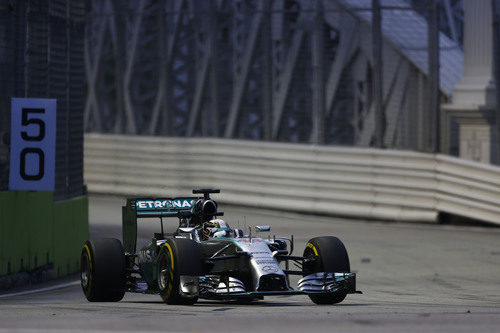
[80,238,126,302]
[302,236,350,305]
[157,238,203,305]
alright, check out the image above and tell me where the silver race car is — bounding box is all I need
[80,189,359,305]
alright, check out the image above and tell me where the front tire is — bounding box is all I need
[157,238,204,305]
[81,238,126,302]
[303,236,350,305]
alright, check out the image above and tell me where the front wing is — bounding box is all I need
[195,272,359,299]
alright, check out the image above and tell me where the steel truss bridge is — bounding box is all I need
[84,0,463,151]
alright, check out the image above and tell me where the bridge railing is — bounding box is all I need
[84,134,500,226]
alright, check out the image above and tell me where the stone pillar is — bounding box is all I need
[442,0,497,164]
[453,0,495,106]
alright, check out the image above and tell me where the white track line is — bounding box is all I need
[0,280,80,299]
[0,331,174,333]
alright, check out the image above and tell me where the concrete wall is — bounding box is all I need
[0,192,88,278]
[84,134,500,226]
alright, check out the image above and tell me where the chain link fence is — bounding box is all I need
[0,0,86,200]
[83,0,463,151]
[1,0,466,193]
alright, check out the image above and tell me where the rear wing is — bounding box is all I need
[134,197,197,217]
[122,197,198,253]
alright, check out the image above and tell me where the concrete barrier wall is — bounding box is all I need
[84,134,500,226]
[0,192,88,278]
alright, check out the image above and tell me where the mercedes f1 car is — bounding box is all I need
[81,189,359,305]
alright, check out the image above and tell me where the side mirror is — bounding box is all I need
[255,225,271,232]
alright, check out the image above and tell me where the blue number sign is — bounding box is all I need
[9,98,57,191]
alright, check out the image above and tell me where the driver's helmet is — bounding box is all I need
[206,219,231,238]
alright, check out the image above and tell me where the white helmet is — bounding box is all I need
[208,219,231,238]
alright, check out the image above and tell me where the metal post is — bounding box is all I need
[65,0,71,196]
[24,1,29,97]
[112,0,126,134]
[311,0,325,144]
[159,8,168,135]
[428,0,440,153]
[493,0,500,164]
[372,0,384,148]
[262,0,272,141]
[209,0,219,137]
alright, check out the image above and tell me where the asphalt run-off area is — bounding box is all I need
[1,195,499,333]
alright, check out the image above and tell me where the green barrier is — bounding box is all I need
[0,191,88,277]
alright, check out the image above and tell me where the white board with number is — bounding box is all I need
[9,98,57,191]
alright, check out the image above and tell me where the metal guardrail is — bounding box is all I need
[84,134,500,226]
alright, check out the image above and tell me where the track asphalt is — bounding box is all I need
[1,195,499,332]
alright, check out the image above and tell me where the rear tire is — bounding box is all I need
[157,238,204,305]
[303,236,350,305]
[81,238,126,302]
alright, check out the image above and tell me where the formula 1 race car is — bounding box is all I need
[80,189,359,305]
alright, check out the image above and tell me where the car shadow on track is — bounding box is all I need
[124,300,297,307]
[124,299,373,307]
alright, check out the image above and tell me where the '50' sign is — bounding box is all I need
[9,98,56,191]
